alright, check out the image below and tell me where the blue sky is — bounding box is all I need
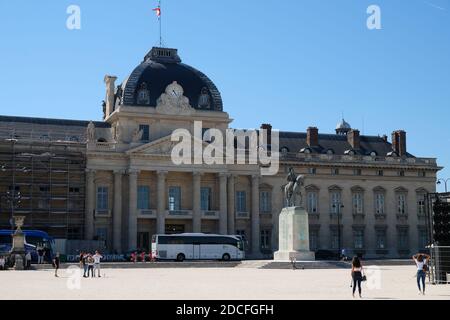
[0,0,449,190]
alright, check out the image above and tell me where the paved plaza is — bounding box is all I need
[0,263,449,300]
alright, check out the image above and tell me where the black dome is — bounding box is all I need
[120,47,223,111]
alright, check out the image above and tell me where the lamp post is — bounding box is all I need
[437,178,450,193]
[332,203,345,260]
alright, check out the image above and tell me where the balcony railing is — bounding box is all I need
[202,211,219,219]
[236,212,250,219]
[166,210,192,218]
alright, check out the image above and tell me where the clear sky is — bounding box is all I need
[0,0,449,190]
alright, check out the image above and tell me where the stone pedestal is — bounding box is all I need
[10,229,26,270]
[274,207,315,261]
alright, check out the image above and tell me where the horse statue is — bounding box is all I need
[284,167,305,207]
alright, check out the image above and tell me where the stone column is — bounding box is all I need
[157,171,167,234]
[219,173,228,235]
[251,175,261,256]
[227,175,236,234]
[128,169,139,250]
[85,169,95,240]
[113,170,123,253]
[193,172,202,233]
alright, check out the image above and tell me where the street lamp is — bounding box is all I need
[332,203,345,260]
[437,178,450,193]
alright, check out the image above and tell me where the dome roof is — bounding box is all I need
[336,118,351,130]
[118,47,223,111]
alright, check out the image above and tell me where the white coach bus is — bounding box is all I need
[151,233,245,262]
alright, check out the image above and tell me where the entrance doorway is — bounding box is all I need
[137,232,150,251]
[165,224,185,234]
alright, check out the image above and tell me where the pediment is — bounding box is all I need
[126,134,222,157]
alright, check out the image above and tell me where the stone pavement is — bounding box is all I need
[1,265,449,300]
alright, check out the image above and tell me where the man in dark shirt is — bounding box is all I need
[53,252,60,277]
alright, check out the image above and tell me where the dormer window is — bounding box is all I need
[326,149,335,155]
[137,82,150,105]
[300,147,312,154]
[281,147,289,155]
[370,151,377,157]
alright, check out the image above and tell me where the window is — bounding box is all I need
[139,125,150,142]
[330,230,339,250]
[137,186,150,210]
[377,170,384,176]
[69,187,80,194]
[281,147,289,155]
[67,228,81,240]
[201,187,212,211]
[417,194,426,216]
[95,228,108,243]
[398,229,409,249]
[331,168,339,175]
[375,193,385,215]
[168,187,181,211]
[352,193,364,214]
[397,194,407,215]
[235,191,247,212]
[260,191,271,213]
[307,192,318,214]
[418,229,428,249]
[353,169,362,176]
[96,186,109,211]
[38,186,50,210]
[308,168,317,175]
[137,82,150,105]
[260,230,271,250]
[309,230,319,250]
[398,170,405,177]
[330,192,342,214]
[376,230,387,249]
[353,230,364,249]
[419,171,426,178]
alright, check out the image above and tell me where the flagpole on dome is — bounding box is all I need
[152,0,163,47]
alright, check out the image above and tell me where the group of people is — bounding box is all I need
[78,251,103,278]
[0,256,6,270]
[349,252,431,298]
[130,251,153,263]
[0,252,32,270]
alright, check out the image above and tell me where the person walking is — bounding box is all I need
[0,256,5,270]
[53,252,60,277]
[87,254,94,278]
[37,245,44,264]
[413,253,430,295]
[79,252,88,278]
[351,256,364,298]
[93,250,103,278]
[25,251,32,270]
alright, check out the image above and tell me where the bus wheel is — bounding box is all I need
[176,254,185,262]
[222,253,231,261]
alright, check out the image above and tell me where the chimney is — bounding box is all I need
[260,123,272,146]
[348,129,360,150]
[307,127,319,147]
[392,130,407,156]
[104,75,118,118]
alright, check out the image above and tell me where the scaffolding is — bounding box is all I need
[0,124,87,240]
[426,192,450,284]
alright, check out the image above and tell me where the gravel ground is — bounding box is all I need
[1,265,449,300]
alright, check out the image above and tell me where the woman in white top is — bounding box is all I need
[351,256,364,298]
[412,253,430,295]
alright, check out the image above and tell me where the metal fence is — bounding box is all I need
[429,246,450,284]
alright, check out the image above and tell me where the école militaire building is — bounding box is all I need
[0,46,441,258]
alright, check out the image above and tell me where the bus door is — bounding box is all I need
[193,243,200,259]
